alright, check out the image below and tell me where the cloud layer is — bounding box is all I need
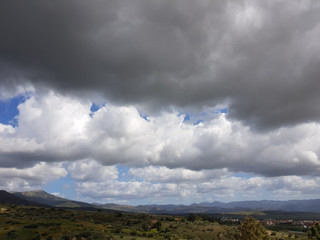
[0,92,319,177]
[1,0,320,130]
[69,161,320,204]
[0,162,67,192]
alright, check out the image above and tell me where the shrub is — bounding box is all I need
[308,223,320,240]
[237,217,269,240]
[7,230,16,237]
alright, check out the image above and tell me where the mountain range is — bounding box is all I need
[1,190,320,214]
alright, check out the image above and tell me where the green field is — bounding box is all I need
[0,205,316,240]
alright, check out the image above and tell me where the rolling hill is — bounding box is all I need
[0,190,47,207]
[12,190,98,209]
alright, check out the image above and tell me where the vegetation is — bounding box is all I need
[309,223,320,240]
[237,216,269,240]
[0,204,315,240]
[228,211,266,216]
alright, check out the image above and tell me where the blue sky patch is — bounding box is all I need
[219,108,228,114]
[117,165,131,182]
[44,173,76,200]
[90,102,102,112]
[0,95,27,127]
[194,119,203,125]
[89,102,105,118]
[139,113,149,122]
[183,114,190,121]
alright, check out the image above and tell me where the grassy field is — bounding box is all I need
[0,204,312,240]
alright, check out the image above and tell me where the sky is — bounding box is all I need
[0,0,320,205]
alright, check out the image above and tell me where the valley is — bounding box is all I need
[1,190,320,239]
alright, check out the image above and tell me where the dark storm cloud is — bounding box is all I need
[1,0,320,129]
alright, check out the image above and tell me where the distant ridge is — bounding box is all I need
[101,199,320,214]
[13,190,98,209]
[195,199,320,213]
[4,189,320,214]
[0,190,48,207]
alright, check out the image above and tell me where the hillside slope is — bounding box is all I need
[0,190,47,207]
[13,190,97,209]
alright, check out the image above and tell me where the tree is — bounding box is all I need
[237,216,269,240]
[308,223,320,240]
[152,220,162,231]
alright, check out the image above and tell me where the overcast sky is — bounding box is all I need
[1,0,320,205]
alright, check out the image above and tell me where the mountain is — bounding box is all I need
[101,203,143,212]
[0,190,48,207]
[195,199,320,212]
[100,203,248,214]
[101,199,320,214]
[13,190,67,206]
[13,190,98,209]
